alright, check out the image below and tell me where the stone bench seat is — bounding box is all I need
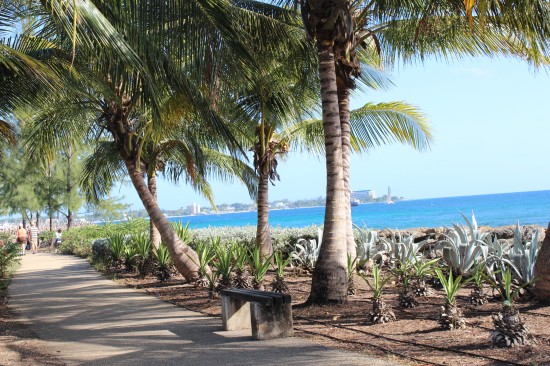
[220,288,293,340]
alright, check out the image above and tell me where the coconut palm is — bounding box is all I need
[273,0,550,304]
[14,0,292,280]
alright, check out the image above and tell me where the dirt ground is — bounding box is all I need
[2,266,550,366]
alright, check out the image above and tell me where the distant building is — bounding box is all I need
[352,189,376,201]
[187,203,201,215]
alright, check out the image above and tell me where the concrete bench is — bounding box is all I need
[220,288,293,340]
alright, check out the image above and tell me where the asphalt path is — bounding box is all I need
[8,253,398,366]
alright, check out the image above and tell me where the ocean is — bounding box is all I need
[168,190,550,230]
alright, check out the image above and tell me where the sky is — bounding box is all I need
[115,56,549,210]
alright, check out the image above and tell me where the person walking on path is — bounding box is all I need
[29,221,39,254]
[16,225,27,255]
[53,229,62,252]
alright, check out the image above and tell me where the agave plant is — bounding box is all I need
[354,225,389,270]
[248,246,273,290]
[435,268,470,330]
[232,243,251,289]
[131,232,153,276]
[154,243,173,282]
[108,233,126,269]
[361,265,395,324]
[384,230,427,267]
[192,240,216,288]
[211,238,234,290]
[510,223,539,287]
[436,213,488,276]
[490,269,530,347]
[291,228,322,273]
[270,251,291,293]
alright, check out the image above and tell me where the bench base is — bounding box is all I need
[221,295,293,340]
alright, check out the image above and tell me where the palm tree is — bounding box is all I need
[12,0,298,280]
[284,0,550,303]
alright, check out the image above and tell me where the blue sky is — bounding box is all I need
[117,56,549,210]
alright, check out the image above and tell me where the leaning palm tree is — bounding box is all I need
[17,0,289,280]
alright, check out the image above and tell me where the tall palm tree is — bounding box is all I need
[287,0,550,303]
[10,0,281,280]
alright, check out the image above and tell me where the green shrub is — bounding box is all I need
[91,238,111,264]
[0,242,21,279]
[38,231,55,246]
[189,225,320,251]
[0,232,11,243]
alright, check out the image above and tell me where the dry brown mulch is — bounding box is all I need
[112,269,550,366]
[2,265,550,366]
[0,287,65,366]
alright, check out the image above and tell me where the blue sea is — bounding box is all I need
[168,190,550,230]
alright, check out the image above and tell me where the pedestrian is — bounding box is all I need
[16,225,27,255]
[29,222,39,254]
[54,229,62,252]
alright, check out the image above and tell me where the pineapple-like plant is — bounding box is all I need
[192,240,216,288]
[392,261,418,308]
[204,270,219,299]
[232,243,251,288]
[411,258,439,297]
[108,233,126,269]
[131,232,152,276]
[212,238,234,290]
[469,263,488,306]
[490,269,530,347]
[435,268,469,330]
[361,265,395,324]
[153,243,172,282]
[270,251,291,293]
[347,254,358,295]
[123,245,137,272]
[248,246,273,290]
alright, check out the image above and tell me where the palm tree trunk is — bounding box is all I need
[36,212,40,229]
[309,39,348,304]
[534,223,550,302]
[123,156,201,280]
[337,85,356,258]
[49,210,53,231]
[256,172,272,257]
[147,170,161,248]
[66,142,73,230]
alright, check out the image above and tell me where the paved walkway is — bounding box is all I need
[8,253,398,366]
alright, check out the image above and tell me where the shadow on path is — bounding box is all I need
[8,254,398,366]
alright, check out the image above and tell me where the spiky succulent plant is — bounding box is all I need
[435,269,469,330]
[270,251,291,293]
[361,265,395,324]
